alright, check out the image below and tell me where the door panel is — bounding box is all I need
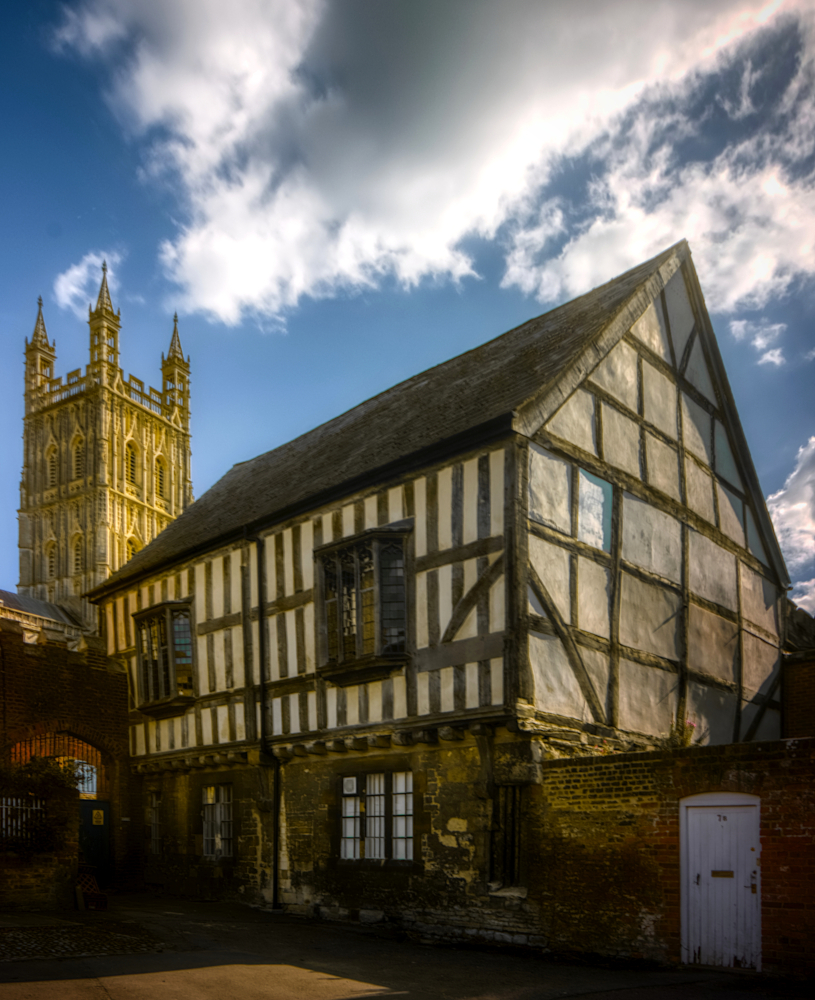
[685,803,759,969]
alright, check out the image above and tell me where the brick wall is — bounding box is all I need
[529,739,815,975]
[783,656,815,738]
[0,619,138,890]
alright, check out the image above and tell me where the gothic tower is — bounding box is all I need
[18,264,193,627]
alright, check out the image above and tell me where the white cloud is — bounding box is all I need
[805,346,815,360]
[767,437,815,587]
[729,319,788,364]
[757,347,785,365]
[53,250,123,319]
[54,0,812,324]
[791,578,815,614]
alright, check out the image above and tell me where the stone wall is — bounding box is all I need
[0,619,137,889]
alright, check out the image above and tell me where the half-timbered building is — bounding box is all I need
[87,240,790,943]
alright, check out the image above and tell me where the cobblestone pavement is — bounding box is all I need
[0,921,163,962]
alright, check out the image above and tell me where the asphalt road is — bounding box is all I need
[0,896,808,1000]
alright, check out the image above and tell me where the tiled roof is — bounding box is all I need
[0,590,83,627]
[89,243,684,597]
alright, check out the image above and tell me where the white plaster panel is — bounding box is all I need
[147,721,157,754]
[745,508,768,566]
[438,563,453,637]
[286,610,297,677]
[545,389,597,455]
[272,696,283,735]
[234,702,246,741]
[740,701,781,742]
[490,659,504,705]
[717,482,745,548]
[490,449,505,537]
[437,466,453,549]
[643,362,677,438]
[684,458,716,524]
[264,536,276,607]
[388,486,403,523]
[529,535,571,623]
[230,550,242,612]
[417,672,430,716]
[619,573,681,660]
[322,512,333,545]
[106,603,115,654]
[414,477,427,556]
[618,660,678,736]
[283,529,294,596]
[529,632,589,721]
[742,632,779,699]
[686,681,737,745]
[393,674,407,719]
[179,572,189,598]
[646,434,681,501]
[364,495,378,530]
[326,688,337,729]
[345,686,359,726]
[685,338,717,404]
[201,709,212,745]
[528,444,571,535]
[601,404,641,479]
[740,563,779,635]
[463,459,478,543]
[689,531,738,610]
[213,630,226,691]
[440,667,455,713]
[368,680,383,722]
[267,616,279,681]
[714,422,742,488]
[577,557,610,638]
[196,636,209,694]
[577,471,612,551]
[465,662,479,709]
[457,607,478,642]
[341,505,354,538]
[300,521,313,590]
[250,621,260,685]
[688,604,738,684]
[217,704,230,743]
[622,494,682,583]
[194,563,207,624]
[211,558,224,619]
[681,394,712,465]
[159,719,171,752]
[490,575,505,632]
[304,604,315,673]
[529,585,547,617]
[416,571,429,648]
[115,597,125,651]
[580,647,610,723]
[664,269,695,360]
[288,692,300,733]
[590,340,639,412]
[630,299,671,361]
[174,716,183,749]
[463,557,478,597]
[308,691,317,732]
[133,724,145,756]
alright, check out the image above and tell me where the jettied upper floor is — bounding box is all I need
[89,240,789,755]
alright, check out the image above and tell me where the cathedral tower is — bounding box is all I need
[18,265,193,626]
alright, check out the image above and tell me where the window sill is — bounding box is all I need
[318,654,408,687]
[137,695,195,719]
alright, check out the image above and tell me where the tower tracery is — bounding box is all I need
[18,266,193,626]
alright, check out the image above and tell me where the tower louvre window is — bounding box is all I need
[47,450,57,489]
[126,443,137,485]
[73,440,84,480]
[73,538,83,575]
[47,545,56,580]
[156,460,166,499]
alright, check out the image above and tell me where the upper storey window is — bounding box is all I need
[134,602,195,715]
[317,526,410,684]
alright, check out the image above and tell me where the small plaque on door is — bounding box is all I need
[92,810,104,826]
[711,870,733,877]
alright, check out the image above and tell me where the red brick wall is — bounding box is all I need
[529,740,815,975]
[784,658,815,738]
[0,619,139,889]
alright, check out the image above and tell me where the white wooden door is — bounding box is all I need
[681,793,760,970]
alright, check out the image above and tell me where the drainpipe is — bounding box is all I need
[245,530,280,910]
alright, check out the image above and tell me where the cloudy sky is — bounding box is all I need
[1,0,814,610]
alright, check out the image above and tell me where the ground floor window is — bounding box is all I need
[490,784,522,885]
[202,785,233,858]
[341,771,413,861]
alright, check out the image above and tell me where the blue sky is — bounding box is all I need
[1,0,814,611]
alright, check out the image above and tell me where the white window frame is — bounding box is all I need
[340,771,413,862]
